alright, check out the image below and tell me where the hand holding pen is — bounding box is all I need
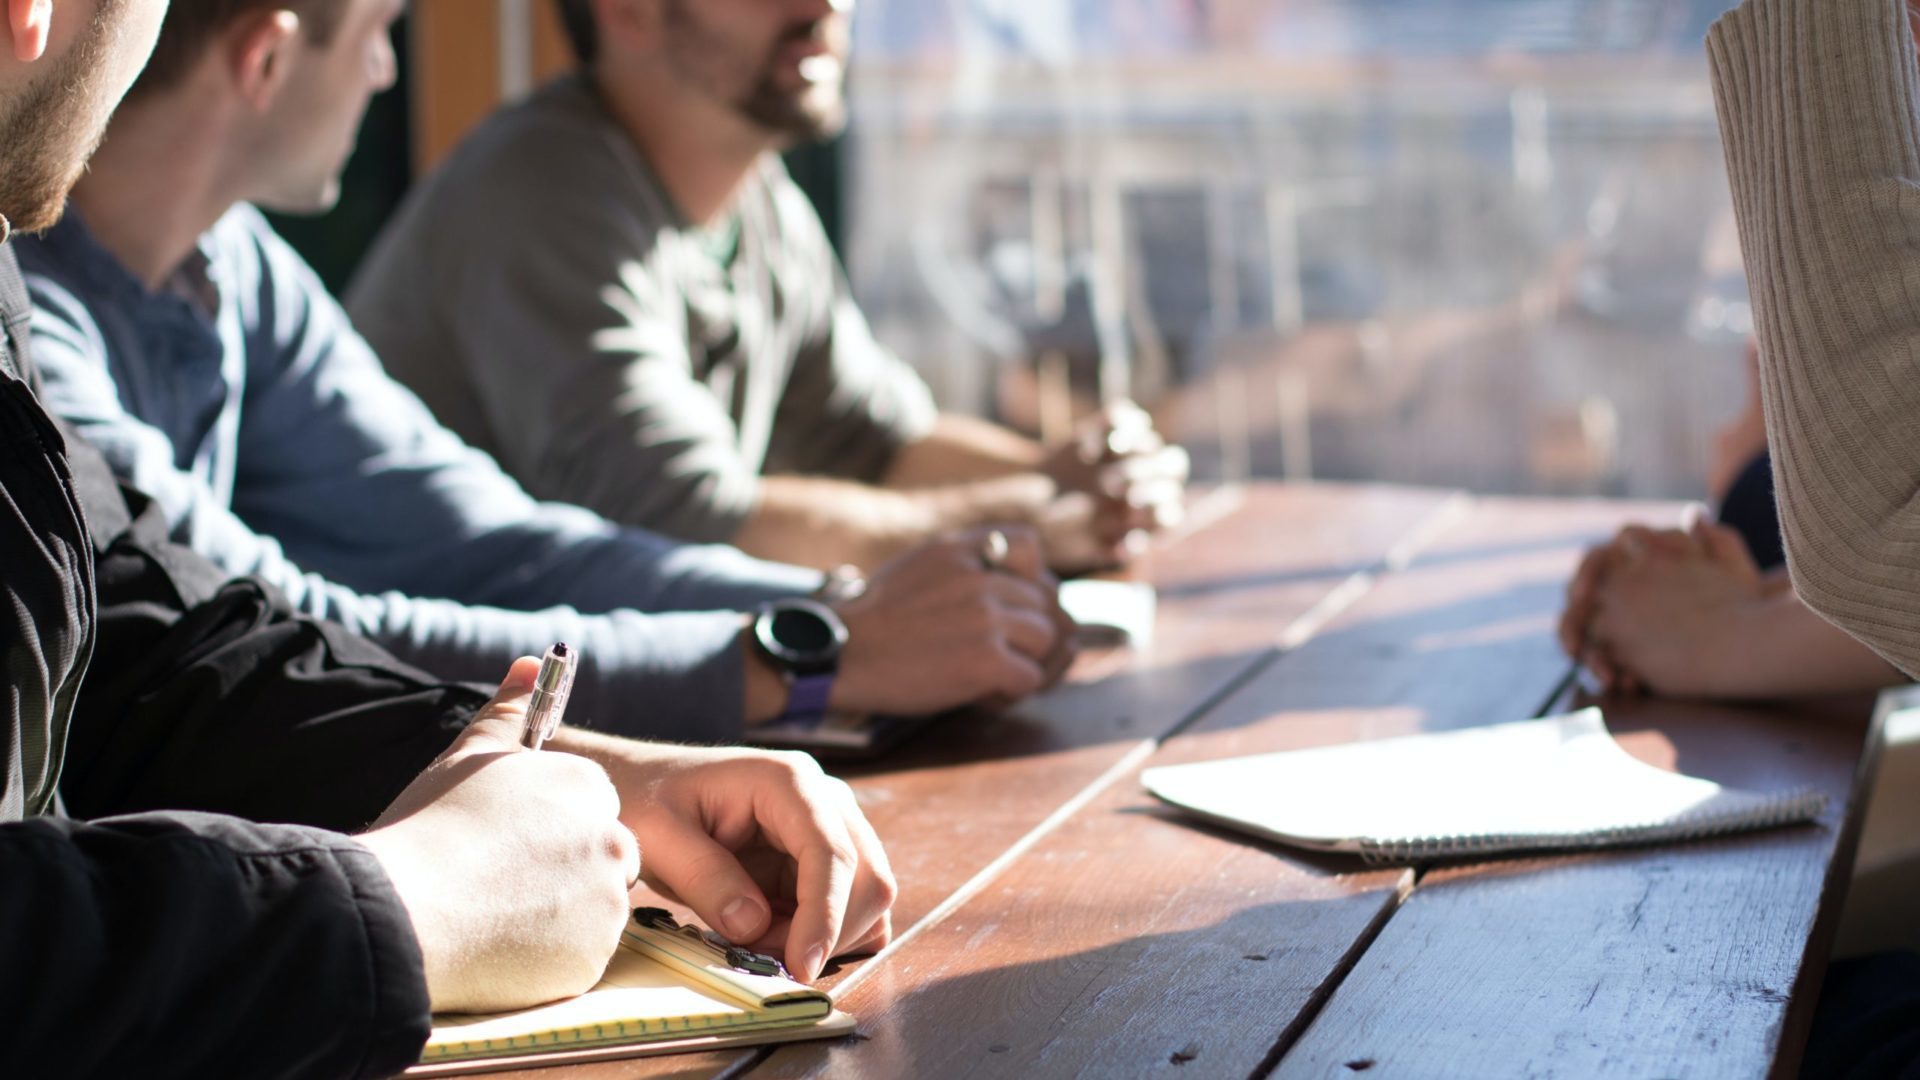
[358,652,637,1013]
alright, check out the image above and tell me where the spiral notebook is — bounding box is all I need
[405,910,853,1076]
[1142,709,1827,864]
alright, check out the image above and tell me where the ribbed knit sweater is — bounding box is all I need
[1710,0,1920,677]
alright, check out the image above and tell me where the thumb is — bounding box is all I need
[454,656,544,754]
[1698,522,1761,577]
[636,815,774,946]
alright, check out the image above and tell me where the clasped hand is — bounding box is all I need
[1557,517,1770,697]
[1039,401,1190,573]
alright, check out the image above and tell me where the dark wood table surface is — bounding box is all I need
[489,483,1882,1080]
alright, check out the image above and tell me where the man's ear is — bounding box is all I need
[227,8,301,112]
[9,0,52,63]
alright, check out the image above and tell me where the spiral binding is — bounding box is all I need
[1354,786,1829,866]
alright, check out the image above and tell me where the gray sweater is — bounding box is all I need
[348,75,937,546]
[1709,0,1920,676]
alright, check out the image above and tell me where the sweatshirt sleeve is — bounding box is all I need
[1708,0,1920,675]
[0,813,429,1080]
[25,274,793,741]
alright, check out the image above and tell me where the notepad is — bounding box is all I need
[1142,709,1827,864]
[405,913,853,1076]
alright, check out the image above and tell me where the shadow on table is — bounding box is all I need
[799,897,1393,1080]
[1156,528,1610,603]
[830,645,1281,778]
[1121,803,1381,880]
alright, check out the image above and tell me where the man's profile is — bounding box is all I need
[350,0,1189,577]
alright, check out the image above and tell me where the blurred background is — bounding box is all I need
[306,0,1748,500]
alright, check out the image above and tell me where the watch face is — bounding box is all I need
[757,599,847,673]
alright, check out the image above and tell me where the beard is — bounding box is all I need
[0,1,128,235]
[663,1,848,145]
[737,67,846,144]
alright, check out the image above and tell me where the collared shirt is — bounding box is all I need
[20,206,822,740]
[347,73,938,545]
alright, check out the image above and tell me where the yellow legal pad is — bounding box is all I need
[406,913,853,1076]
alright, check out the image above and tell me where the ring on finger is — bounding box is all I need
[980,528,1010,572]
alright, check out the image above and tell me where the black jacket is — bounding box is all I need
[0,240,486,1079]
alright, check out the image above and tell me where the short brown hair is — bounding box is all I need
[553,0,596,66]
[132,1,348,98]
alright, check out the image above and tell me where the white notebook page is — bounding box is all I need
[1142,709,1825,862]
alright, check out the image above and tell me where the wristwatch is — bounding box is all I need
[752,598,848,723]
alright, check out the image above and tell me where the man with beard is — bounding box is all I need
[1,3,896,1074]
[22,0,1075,746]
[348,0,1190,576]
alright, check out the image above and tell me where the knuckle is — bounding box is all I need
[825,839,861,875]
[999,664,1041,700]
[870,863,901,910]
[603,824,638,868]
[772,749,823,779]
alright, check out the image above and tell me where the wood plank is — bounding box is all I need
[828,484,1459,938]
[532,0,576,83]
[745,495,1676,1078]
[1275,693,1879,1080]
[477,482,1456,1080]
[410,0,503,175]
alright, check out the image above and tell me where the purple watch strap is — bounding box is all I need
[783,672,836,724]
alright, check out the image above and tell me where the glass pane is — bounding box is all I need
[841,0,1748,497]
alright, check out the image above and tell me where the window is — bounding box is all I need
[842,0,1747,496]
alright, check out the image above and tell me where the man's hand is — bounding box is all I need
[549,733,898,984]
[1039,402,1189,572]
[827,526,1077,716]
[1558,522,1708,688]
[358,658,640,1014]
[1564,521,1766,697]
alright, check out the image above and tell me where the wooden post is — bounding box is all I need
[410,0,502,174]
[409,0,576,176]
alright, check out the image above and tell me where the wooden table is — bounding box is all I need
[500,483,1881,1080]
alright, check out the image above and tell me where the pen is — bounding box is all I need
[520,642,576,750]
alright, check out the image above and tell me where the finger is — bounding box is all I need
[844,909,894,958]
[996,603,1059,663]
[633,812,775,945]
[1581,644,1617,691]
[782,811,860,983]
[615,822,643,891]
[452,655,545,754]
[1560,547,1611,653]
[1041,614,1080,687]
[984,642,1047,702]
[823,783,896,959]
[1122,476,1188,514]
[1699,521,1760,575]
[1680,501,1711,544]
[984,567,1058,617]
[1096,497,1163,543]
[1616,525,1657,565]
[1110,447,1189,492]
[1632,526,1698,559]
[993,525,1048,582]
